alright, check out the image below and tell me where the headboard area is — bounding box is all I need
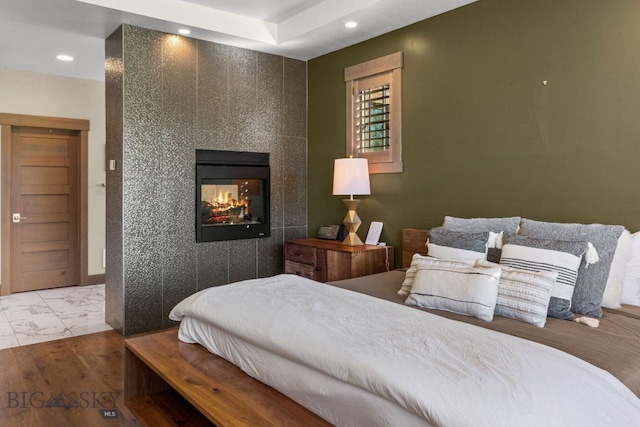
[401,228,429,268]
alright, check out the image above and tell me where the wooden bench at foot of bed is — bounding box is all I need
[124,328,332,427]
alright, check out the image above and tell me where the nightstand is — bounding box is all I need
[284,238,394,282]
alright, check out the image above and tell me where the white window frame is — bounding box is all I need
[345,52,403,174]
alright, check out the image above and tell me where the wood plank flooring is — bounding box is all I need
[0,330,143,426]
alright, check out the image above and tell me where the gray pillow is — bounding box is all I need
[443,216,521,234]
[441,217,520,263]
[428,227,489,253]
[518,219,625,318]
[500,234,589,320]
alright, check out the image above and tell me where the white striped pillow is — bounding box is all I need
[405,264,501,322]
[499,235,588,320]
[398,254,476,296]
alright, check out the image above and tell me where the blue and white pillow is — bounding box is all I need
[499,235,588,320]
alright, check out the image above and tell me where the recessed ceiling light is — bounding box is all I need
[345,21,358,29]
[178,29,191,35]
[56,54,74,61]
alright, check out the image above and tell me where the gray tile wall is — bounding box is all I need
[105,25,308,335]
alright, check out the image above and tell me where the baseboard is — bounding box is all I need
[88,274,105,285]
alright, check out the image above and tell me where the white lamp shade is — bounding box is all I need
[332,158,371,196]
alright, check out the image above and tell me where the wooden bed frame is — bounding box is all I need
[124,229,430,426]
[125,328,331,426]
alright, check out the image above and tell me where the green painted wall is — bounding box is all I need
[308,0,640,264]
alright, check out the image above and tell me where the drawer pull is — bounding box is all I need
[295,271,301,276]
[294,251,301,256]
[315,267,321,271]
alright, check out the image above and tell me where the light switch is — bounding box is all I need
[109,160,116,171]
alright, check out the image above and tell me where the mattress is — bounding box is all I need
[170,274,640,426]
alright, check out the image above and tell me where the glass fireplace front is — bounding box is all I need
[196,150,270,242]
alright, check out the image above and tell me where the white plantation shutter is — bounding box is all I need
[356,83,391,153]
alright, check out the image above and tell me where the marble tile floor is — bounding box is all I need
[0,284,111,349]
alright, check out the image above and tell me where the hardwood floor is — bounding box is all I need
[0,330,142,426]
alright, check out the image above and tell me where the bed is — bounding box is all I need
[168,221,640,426]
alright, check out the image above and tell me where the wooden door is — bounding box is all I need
[9,126,80,292]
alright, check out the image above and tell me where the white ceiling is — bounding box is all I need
[0,0,476,82]
[182,0,326,22]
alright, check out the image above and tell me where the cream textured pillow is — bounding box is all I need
[477,261,557,327]
[405,264,501,322]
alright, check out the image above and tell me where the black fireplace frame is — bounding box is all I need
[196,149,270,242]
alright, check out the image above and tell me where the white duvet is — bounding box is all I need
[170,274,640,426]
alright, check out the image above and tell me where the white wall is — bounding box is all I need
[0,67,106,277]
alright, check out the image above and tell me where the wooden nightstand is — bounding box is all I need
[284,238,394,282]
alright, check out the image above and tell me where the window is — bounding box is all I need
[345,52,403,173]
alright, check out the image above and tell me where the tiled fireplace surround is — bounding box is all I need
[105,25,308,335]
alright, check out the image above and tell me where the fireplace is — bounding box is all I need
[196,149,270,242]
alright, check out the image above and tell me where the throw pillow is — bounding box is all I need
[477,260,557,327]
[601,230,632,309]
[500,234,588,320]
[428,227,490,252]
[405,264,501,322]
[398,254,476,296]
[443,216,521,234]
[518,219,624,317]
[427,243,487,261]
[621,231,640,306]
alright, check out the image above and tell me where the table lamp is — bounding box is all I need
[332,157,371,246]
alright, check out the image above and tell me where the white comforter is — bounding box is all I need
[170,274,640,426]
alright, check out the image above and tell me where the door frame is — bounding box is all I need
[0,113,89,296]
